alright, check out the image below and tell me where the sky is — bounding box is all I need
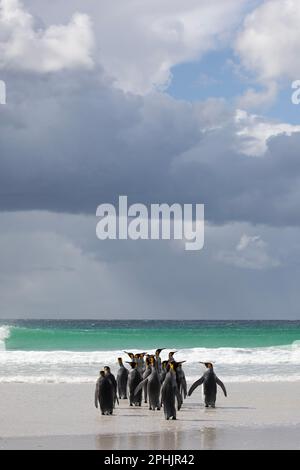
[1,0,300,319]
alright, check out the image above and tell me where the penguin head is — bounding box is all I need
[168,351,177,358]
[124,351,134,360]
[104,366,111,374]
[149,356,156,366]
[161,360,168,370]
[126,361,137,369]
[200,362,213,369]
[99,370,105,377]
[176,361,186,369]
[155,348,165,356]
[117,357,123,365]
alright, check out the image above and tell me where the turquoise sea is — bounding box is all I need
[0,320,300,383]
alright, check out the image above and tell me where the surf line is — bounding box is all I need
[96,196,205,251]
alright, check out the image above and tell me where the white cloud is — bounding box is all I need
[235,109,300,157]
[91,0,248,94]
[217,234,280,270]
[236,0,300,83]
[236,83,278,110]
[0,0,94,72]
[237,234,264,251]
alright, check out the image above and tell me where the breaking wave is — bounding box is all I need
[0,343,299,384]
[0,326,10,351]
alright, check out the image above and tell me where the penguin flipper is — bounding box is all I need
[216,377,227,397]
[134,377,148,397]
[176,388,183,410]
[182,376,187,399]
[95,380,99,408]
[188,376,204,396]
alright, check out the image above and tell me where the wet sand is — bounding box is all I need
[0,382,299,450]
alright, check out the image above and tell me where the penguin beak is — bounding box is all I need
[124,351,134,359]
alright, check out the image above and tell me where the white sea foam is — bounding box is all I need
[0,344,299,366]
[0,374,299,385]
[0,326,10,351]
[0,343,299,384]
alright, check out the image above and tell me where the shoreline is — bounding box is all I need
[0,382,299,449]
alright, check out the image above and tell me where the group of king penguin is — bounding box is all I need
[95,349,227,420]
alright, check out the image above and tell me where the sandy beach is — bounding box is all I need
[0,382,299,450]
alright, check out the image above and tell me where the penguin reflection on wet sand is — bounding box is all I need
[116,358,129,399]
[95,371,114,415]
[161,362,182,420]
[188,362,227,408]
[134,357,161,411]
[127,361,143,406]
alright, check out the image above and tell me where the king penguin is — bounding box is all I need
[127,361,143,406]
[160,361,169,383]
[168,351,177,363]
[161,362,182,420]
[188,362,227,408]
[104,366,118,407]
[155,349,165,373]
[95,370,114,415]
[116,358,129,399]
[134,357,161,411]
[142,356,152,403]
[176,361,187,401]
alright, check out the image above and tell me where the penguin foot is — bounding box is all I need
[205,404,209,408]
[130,403,133,407]
[157,407,160,411]
[144,400,147,404]
[172,417,177,420]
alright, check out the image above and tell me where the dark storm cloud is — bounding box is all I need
[1,69,300,227]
